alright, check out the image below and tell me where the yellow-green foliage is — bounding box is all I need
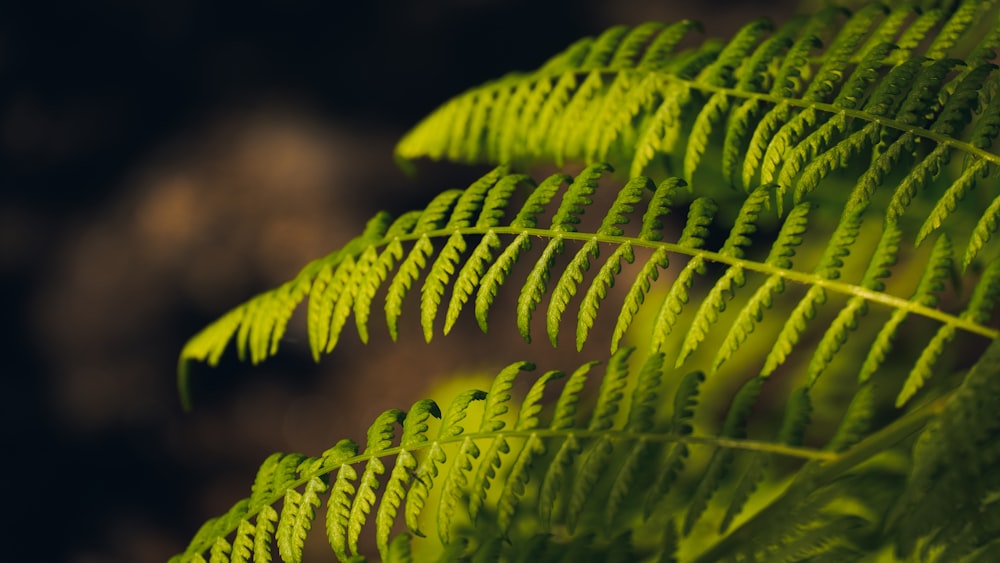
[175,2,1000,561]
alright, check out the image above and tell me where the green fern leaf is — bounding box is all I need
[347,410,403,554]
[887,64,995,222]
[326,247,379,353]
[554,163,609,230]
[577,243,634,351]
[759,4,884,194]
[441,174,533,336]
[385,235,434,342]
[448,362,532,530]
[760,194,867,377]
[917,160,990,247]
[277,476,326,563]
[547,238,598,347]
[964,190,1000,268]
[517,166,606,341]
[375,400,440,560]
[719,22,792,187]
[683,19,773,182]
[247,453,282,510]
[893,336,1000,558]
[928,0,982,59]
[209,537,231,563]
[405,390,486,536]
[607,177,686,350]
[253,506,277,563]
[420,231,466,342]
[448,166,508,228]
[547,169,647,347]
[639,177,686,240]
[304,217,396,358]
[178,4,1000,561]
[611,247,666,352]
[517,236,564,343]
[308,257,355,359]
[327,463,359,561]
[443,231,500,336]
[477,173,530,228]
[497,433,546,537]
[468,371,563,531]
[475,232,530,333]
[740,26,822,189]
[792,55,926,201]
[776,40,896,194]
[385,190,462,340]
[437,435,479,545]
[631,80,694,178]
[354,239,404,344]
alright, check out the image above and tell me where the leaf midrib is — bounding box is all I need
[381,225,999,340]
[461,68,1000,167]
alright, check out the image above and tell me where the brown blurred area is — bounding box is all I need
[1,1,793,561]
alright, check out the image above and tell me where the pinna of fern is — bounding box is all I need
[180,164,1000,414]
[174,347,911,563]
[397,1,1000,259]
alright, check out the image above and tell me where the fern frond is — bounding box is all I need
[396,4,1000,255]
[444,173,532,335]
[277,475,326,562]
[576,242,634,351]
[174,2,1000,561]
[191,164,1000,388]
[420,231,466,342]
[327,461,359,561]
[175,349,842,563]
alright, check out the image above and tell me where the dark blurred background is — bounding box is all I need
[1,1,792,560]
